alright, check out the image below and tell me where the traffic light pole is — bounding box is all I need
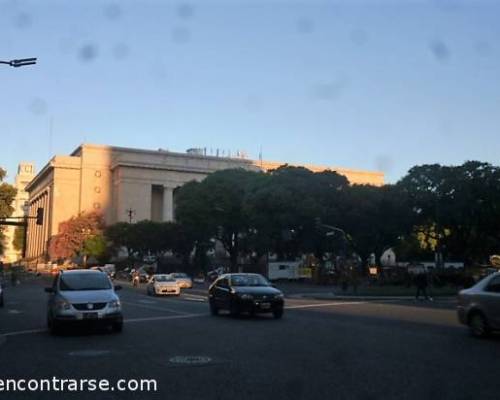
[22,215,28,259]
[0,208,43,261]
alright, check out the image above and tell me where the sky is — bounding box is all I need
[1,0,499,184]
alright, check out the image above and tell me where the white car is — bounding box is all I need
[169,273,193,289]
[147,275,180,296]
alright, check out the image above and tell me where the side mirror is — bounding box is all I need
[45,287,54,293]
[114,285,122,291]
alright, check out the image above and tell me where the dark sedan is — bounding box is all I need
[208,273,284,318]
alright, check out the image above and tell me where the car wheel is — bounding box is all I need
[469,312,489,338]
[209,300,219,316]
[112,321,123,333]
[273,309,284,319]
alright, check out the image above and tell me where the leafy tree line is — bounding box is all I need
[45,162,500,271]
[0,168,17,256]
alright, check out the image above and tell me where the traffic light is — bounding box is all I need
[36,208,44,225]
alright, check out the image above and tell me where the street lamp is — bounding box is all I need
[0,58,37,67]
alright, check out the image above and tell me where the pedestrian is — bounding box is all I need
[415,269,432,301]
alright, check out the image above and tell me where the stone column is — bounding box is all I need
[163,186,174,222]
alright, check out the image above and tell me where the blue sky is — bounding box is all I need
[1,0,499,184]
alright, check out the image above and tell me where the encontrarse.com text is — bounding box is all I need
[0,377,158,392]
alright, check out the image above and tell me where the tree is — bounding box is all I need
[397,161,500,265]
[82,234,108,264]
[48,212,105,263]
[105,220,192,263]
[13,226,25,252]
[0,168,17,255]
[175,169,265,271]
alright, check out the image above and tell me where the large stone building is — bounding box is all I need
[1,163,36,263]
[24,144,384,263]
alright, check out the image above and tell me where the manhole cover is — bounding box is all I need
[68,350,111,357]
[169,356,212,365]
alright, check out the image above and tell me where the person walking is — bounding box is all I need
[415,268,432,301]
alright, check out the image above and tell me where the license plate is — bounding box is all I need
[260,303,271,309]
[83,312,98,319]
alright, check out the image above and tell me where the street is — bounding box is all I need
[1,277,499,400]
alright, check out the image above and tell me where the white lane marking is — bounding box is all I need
[1,314,207,338]
[126,313,206,323]
[181,293,207,299]
[120,300,193,315]
[286,301,367,309]
[183,296,206,302]
[138,299,157,304]
[7,309,22,314]
[1,328,46,337]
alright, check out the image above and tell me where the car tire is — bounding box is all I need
[112,322,123,333]
[209,301,219,316]
[469,312,490,338]
[273,309,284,319]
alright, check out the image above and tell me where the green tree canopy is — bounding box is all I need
[0,168,17,255]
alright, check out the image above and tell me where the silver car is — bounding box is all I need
[45,269,123,334]
[457,271,500,337]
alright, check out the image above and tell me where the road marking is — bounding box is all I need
[1,328,46,337]
[121,300,191,315]
[181,293,206,299]
[69,350,111,357]
[138,299,157,304]
[0,314,206,338]
[286,301,367,309]
[7,309,22,314]
[182,296,206,302]
[126,313,206,323]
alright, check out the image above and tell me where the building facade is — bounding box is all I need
[24,144,384,263]
[1,163,36,263]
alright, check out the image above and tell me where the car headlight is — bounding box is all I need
[239,293,253,300]
[274,293,284,300]
[56,299,71,310]
[109,300,121,309]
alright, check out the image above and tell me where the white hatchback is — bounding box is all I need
[147,275,180,296]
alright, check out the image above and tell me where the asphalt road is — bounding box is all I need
[1,277,499,400]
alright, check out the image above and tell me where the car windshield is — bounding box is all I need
[59,273,112,291]
[230,275,270,287]
[172,273,188,278]
[155,275,175,282]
